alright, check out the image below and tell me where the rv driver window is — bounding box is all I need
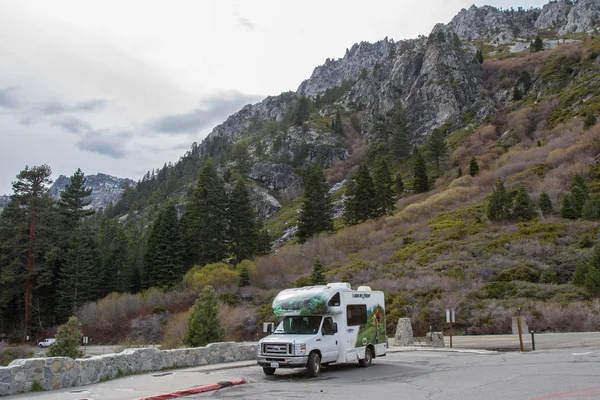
[346,304,367,325]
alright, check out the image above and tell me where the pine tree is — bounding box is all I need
[469,157,480,177]
[512,185,537,221]
[573,259,589,286]
[427,128,448,177]
[143,202,186,288]
[334,110,343,134]
[47,316,83,359]
[295,96,309,126]
[297,165,334,243]
[562,174,589,219]
[238,263,251,287]
[532,35,543,52]
[343,164,377,225]
[180,161,228,266]
[585,267,600,297]
[395,174,405,196]
[487,179,512,221]
[184,285,225,347]
[98,219,130,294]
[310,258,327,285]
[539,191,553,216]
[513,85,523,101]
[582,197,600,221]
[456,167,463,178]
[475,49,484,64]
[412,150,429,193]
[372,158,395,216]
[57,168,94,229]
[227,179,260,263]
[10,165,53,340]
[391,102,411,161]
[584,113,597,130]
[57,224,99,320]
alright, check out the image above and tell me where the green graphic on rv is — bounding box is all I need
[353,304,385,347]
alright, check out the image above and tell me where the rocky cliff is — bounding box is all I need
[49,173,135,210]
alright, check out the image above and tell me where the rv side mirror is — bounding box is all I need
[332,323,338,334]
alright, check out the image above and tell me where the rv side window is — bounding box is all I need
[346,304,367,326]
[328,292,341,307]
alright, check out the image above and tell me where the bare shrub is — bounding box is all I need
[0,343,33,366]
[160,310,190,350]
[129,313,168,344]
[220,305,258,342]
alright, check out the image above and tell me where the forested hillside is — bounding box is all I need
[2,0,600,344]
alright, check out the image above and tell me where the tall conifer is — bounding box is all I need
[297,165,334,243]
[227,179,259,263]
[412,151,429,193]
[343,164,376,225]
[373,158,395,216]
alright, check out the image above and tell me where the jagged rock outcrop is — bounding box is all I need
[347,38,493,140]
[207,92,297,142]
[536,0,572,29]
[249,187,281,219]
[49,173,134,210]
[559,0,600,35]
[297,38,396,96]
[248,161,302,191]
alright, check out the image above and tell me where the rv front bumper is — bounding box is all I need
[257,355,309,369]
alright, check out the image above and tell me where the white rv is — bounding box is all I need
[257,283,386,377]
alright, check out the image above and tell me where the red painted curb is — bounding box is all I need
[137,379,246,400]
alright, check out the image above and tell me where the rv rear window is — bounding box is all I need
[346,304,367,326]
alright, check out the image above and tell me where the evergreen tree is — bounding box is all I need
[143,202,186,288]
[539,191,553,216]
[10,165,53,339]
[457,167,463,178]
[487,179,512,221]
[412,150,429,193]
[98,219,130,295]
[532,35,543,52]
[584,113,597,130]
[254,218,272,256]
[427,128,449,176]
[184,285,224,347]
[372,158,395,216]
[475,49,484,64]
[469,156,480,177]
[334,110,344,134]
[297,165,334,243]
[573,259,589,286]
[310,258,327,285]
[180,161,228,266]
[227,179,260,263]
[47,316,83,359]
[56,224,99,320]
[395,173,405,196]
[391,102,410,161]
[57,168,94,229]
[513,85,523,101]
[582,197,600,221]
[343,164,377,225]
[294,96,309,126]
[562,174,589,219]
[512,185,537,221]
[585,267,600,297]
[238,263,251,287]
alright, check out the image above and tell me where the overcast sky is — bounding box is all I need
[0,0,547,194]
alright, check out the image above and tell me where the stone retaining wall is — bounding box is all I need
[0,342,257,396]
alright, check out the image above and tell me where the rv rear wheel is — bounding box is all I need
[307,352,321,377]
[359,347,372,367]
[263,367,276,375]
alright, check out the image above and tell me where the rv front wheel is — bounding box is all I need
[263,367,276,375]
[359,347,372,367]
[307,352,321,377]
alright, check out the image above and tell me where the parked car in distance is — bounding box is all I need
[38,338,56,348]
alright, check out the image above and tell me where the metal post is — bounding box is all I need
[530,331,535,351]
[449,321,453,349]
[516,316,524,352]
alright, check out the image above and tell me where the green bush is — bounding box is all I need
[184,286,224,347]
[47,316,83,359]
[494,265,540,283]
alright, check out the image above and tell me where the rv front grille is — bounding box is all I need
[263,343,292,356]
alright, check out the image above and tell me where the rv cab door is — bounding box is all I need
[320,317,339,363]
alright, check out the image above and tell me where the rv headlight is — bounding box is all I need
[257,342,262,355]
[294,343,307,356]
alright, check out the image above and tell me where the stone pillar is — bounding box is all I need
[426,332,445,348]
[393,318,414,346]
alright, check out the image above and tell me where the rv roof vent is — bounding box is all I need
[326,282,351,289]
[357,286,372,292]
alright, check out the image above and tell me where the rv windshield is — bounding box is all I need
[275,316,322,334]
